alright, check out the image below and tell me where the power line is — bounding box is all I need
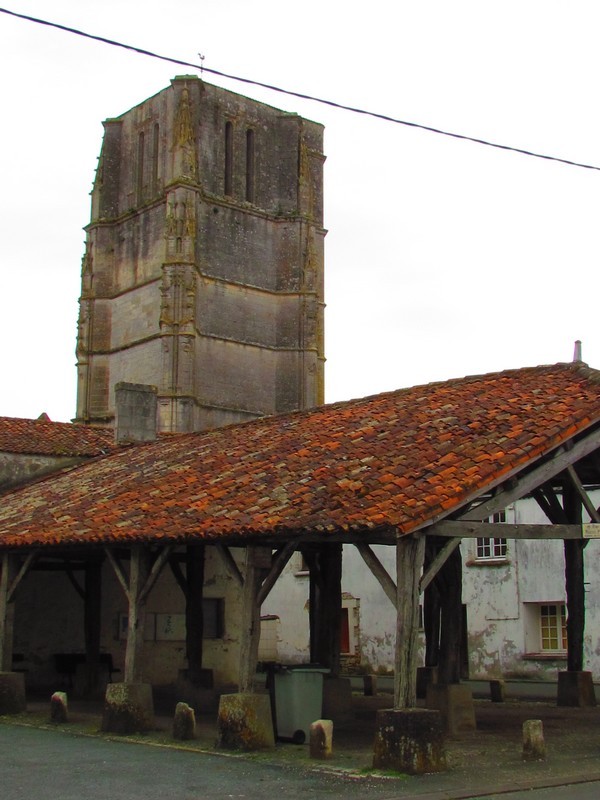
[2,5,600,173]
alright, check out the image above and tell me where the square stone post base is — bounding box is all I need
[426,683,476,734]
[373,709,447,774]
[0,672,26,714]
[216,693,275,750]
[322,677,353,723]
[557,671,597,707]
[416,666,438,699]
[101,683,154,734]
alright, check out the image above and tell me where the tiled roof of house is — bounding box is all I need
[0,362,599,549]
[0,416,116,457]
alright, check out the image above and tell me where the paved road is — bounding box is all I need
[2,723,600,800]
[0,724,398,800]
[474,784,600,800]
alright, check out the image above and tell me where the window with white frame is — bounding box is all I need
[475,510,508,561]
[523,601,568,656]
[540,603,567,652]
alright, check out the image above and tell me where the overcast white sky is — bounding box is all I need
[1,1,599,422]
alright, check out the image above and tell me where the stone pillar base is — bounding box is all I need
[101,683,154,734]
[416,666,438,699]
[490,679,505,702]
[216,693,275,750]
[373,708,447,774]
[322,677,353,723]
[557,671,597,707]
[0,672,26,714]
[426,683,476,734]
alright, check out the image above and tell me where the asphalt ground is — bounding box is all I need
[1,691,600,799]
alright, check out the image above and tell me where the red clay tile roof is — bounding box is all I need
[0,417,116,457]
[0,362,599,549]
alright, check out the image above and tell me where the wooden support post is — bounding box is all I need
[0,552,36,672]
[394,534,425,709]
[105,544,172,684]
[0,554,15,672]
[185,544,206,686]
[564,480,585,672]
[307,543,343,677]
[124,546,149,684]
[83,560,102,694]
[238,546,270,693]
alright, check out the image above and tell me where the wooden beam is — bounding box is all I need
[427,521,585,539]
[7,552,37,602]
[394,534,426,709]
[355,542,397,608]
[104,547,130,600]
[215,544,244,588]
[419,538,461,593]
[567,465,600,523]
[138,546,173,605]
[257,540,297,606]
[169,554,187,596]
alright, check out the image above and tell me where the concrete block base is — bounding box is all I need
[216,693,275,750]
[0,672,26,714]
[426,683,476,734]
[50,691,68,723]
[173,701,196,740]
[322,677,353,723]
[310,719,333,759]
[557,671,597,707]
[490,679,505,703]
[101,683,154,734]
[416,666,438,699]
[372,708,447,774]
[522,719,546,761]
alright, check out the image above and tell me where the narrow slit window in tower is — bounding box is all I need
[224,121,233,196]
[137,131,145,205]
[152,123,159,195]
[245,128,255,203]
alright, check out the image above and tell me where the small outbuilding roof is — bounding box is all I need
[0,416,116,458]
[0,362,599,549]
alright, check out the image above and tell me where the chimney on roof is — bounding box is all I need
[114,383,158,445]
[573,340,583,363]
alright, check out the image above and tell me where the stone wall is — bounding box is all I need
[0,452,82,492]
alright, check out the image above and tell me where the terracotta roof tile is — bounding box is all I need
[0,362,600,548]
[0,417,116,457]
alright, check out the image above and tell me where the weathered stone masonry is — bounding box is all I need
[76,75,325,432]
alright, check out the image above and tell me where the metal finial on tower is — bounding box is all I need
[198,53,205,75]
[573,340,582,362]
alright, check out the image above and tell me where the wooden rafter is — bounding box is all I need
[566,465,600,523]
[215,544,244,588]
[257,540,298,606]
[355,542,397,608]
[419,538,461,592]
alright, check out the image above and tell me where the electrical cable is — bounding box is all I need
[1,5,599,172]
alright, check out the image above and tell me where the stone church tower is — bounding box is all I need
[75,75,325,432]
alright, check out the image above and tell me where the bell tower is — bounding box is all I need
[75,76,325,432]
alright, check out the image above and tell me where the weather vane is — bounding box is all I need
[198,53,205,75]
